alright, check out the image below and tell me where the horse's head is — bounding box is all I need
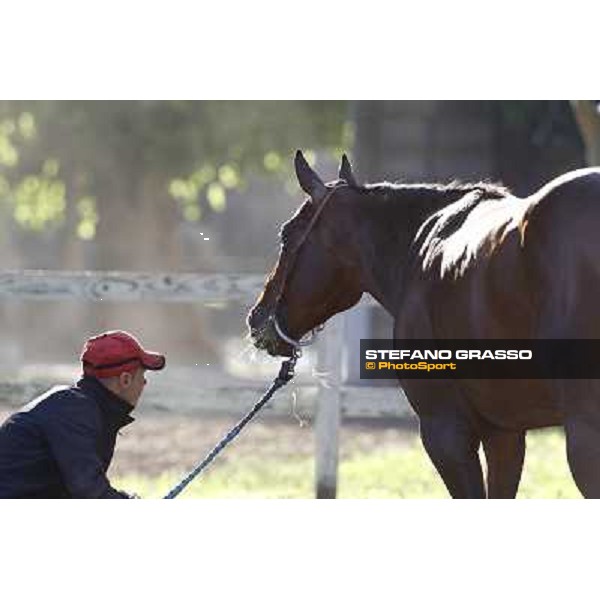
[247,150,363,357]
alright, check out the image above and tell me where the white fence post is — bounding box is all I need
[342,300,372,384]
[315,313,343,499]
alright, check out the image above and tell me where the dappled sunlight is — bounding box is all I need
[13,174,66,230]
[206,181,226,212]
[76,196,98,240]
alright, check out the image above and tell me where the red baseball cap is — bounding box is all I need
[81,330,166,378]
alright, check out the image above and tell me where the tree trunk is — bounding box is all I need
[571,101,600,166]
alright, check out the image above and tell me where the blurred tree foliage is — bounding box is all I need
[0,101,351,240]
[0,100,588,243]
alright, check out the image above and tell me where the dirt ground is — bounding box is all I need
[110,410,417,478]
[0,404,417,479]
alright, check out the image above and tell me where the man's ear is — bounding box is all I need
[120,371,133,387]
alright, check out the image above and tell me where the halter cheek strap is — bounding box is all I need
[269,182,347,350]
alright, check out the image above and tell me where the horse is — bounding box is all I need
[247,149,600,498]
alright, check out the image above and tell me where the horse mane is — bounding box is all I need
[363,179,510,199]
[356,179,513,278]
[359,179,510,237]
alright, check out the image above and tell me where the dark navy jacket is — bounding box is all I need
[0,376,134,499]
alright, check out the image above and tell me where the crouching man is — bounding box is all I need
[0,330,165,498]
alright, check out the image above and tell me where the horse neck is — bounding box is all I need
[352,186,463,314]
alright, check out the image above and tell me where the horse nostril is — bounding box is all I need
[249,306,269,325]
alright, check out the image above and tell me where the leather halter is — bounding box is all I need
[268,182,347,352]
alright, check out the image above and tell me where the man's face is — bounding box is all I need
[118,367,147,408]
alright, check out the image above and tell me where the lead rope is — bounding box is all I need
[163,351,299,499]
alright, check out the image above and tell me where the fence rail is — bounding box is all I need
[0,270,265,303]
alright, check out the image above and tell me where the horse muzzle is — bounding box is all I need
[249,316,295,357]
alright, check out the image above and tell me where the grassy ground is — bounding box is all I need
[115,427,582,499]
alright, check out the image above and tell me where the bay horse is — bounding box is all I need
[247,150,600,498]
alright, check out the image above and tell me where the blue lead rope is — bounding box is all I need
[163,355,298,499]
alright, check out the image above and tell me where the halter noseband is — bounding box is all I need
[271,315,323,349]
[269,181,347,352]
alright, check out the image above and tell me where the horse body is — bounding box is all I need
[248,151,600,498]
[399,168,600,497]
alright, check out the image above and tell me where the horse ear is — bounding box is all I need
[294,150,327,203]
[338,153,357,186]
